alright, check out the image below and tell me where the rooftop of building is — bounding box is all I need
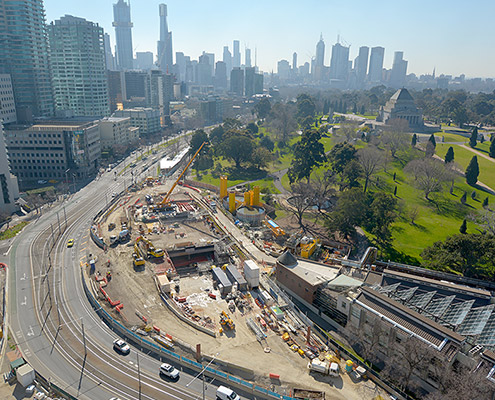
[100,117,131,123]
[5,117,101,130]
[276,252,340,286]
[389,88,414,102]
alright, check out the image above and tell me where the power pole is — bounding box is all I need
[137,352,142,399]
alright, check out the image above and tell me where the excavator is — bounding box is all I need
[136,236,164,259]
[151,142,207,213]
[132,242,145,268]
[220,310,235,330]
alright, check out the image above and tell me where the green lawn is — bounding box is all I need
[0,222,29,240]
[436,143,495,190]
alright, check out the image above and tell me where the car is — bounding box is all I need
[159,363,180,379]
[67,239,74,248]
[130,163,136,168]
[37,180,47,184]
[113,339,130,355]
[111,192,117,198]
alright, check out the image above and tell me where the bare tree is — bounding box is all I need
[470,209,495,235]
[357,146,384,192]
[409,206,419,225]
[351,318,386,369]
[404,158,453,200]
[382,335,432,393]
[267,103,297,145]
[336,122,360,142]
[286,182,316,231]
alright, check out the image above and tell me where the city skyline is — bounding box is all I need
[42,0,495,78]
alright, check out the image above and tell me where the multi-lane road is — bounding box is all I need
[3,135,225,399]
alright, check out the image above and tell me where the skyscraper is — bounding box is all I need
[329,42,349,81]
[0,121,19,211]
[223,46,232,79]
[49,15,109,116]
[157,4,173,74]
[104,33,116,70]
[135,52,154,70]
[233,40,241,68]
[0,0,54,120]
[113,0,134,70]
[355,46,369,84]
[390,51,408,88]
[215,61,227,89]
[245,67,255,96]
[230,67,244,95]
[368,46,385,83]
[292,52,297,70]
[315,35,325,66]
[245,48,251,68]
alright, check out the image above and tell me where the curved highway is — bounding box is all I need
[6,134,224,399]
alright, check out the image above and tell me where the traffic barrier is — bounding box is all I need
[269,373,280,380]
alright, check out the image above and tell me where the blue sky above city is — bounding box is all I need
[43,0,494,78]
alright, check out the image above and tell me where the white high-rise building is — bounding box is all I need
[157,4,173,74]
[0,122,19,213]
[0,74,16,124]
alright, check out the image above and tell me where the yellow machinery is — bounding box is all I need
[263,219,286,237]
[300,237,319,258]
[136,236,164,259]
[220,175,228,198]
[133,243,145,267]
[220,311,235,330]
[152,142,207,212]
[145,176,154,186]
[221,176,261,213]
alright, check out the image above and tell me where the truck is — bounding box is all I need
[308,359,330,374]
[216,386,240,400]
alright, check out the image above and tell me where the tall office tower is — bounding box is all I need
[233,40,241,68]
[198,54,212,86]
[113,0,134,70]
[135,52,154,70]
[175,52,186,82]
[245,48,252,68]
[230,67,244,96]
[292,52,297,70]
[146,69,173,115]
[104,33,116,70]
[245,67,255,96]
[49,15,109,117]
[0,74,16,124]
[0,122,19,212]
[215,61,227,89]
[390,51,408,88]
[277,60,290,80]
[329,42,350,81]
[315,34,325,66]
[203,52,215,77]
[157,4,173,74]
[368,46,385,83]
[355,46,369,85]
[0,0,54,120]
[223,46,232,78]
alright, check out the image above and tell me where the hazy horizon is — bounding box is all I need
[43,0,495,79]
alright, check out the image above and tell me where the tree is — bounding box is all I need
[209,125,225,145]
[340,159,363,191]
[357,146,383,192]
[363,192,398,249]
[259,136,275,152]
[246,122,259,135]
[267,103,298,145]
[421,233,495,278]
[460,219,467,234]
[483,197,489,208]
[469,126,478,148]
[411,133,417,147]
[428,133,437,147]
[286,182,317,230]
[404,158,453,200]
[425,140,436,157]
[287,129,326,183]
[253,97,271,120]
[250,147,271,170]
[465,155,479,185]
[296,94,316,122]
[382,336,432,393]
[381,129,409,159]
[190,129,208,154]
[444,146,455,163]
[489,139,495,158]
[325,188,366,239]
[327,142,357,175]
[460,191,467,204]
[221,135,254,168]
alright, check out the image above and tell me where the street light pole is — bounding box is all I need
[186,352,220,400]
[137,352,142,400]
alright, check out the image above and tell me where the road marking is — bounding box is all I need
[80,247,86,252]
[20,273,26,281]
[81,241,87,245]
[21,296,27,306]
[27,326,34,337]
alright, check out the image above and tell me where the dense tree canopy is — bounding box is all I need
[287,129,326,183]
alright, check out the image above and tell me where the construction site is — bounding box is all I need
[86,143,385,400]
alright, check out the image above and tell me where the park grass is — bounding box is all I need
[0,222,29,240]
[436,143,495,190]
[373,154,495,263]
[249,178,280,194]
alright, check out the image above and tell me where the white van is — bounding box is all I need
[216,385,240,400]
[329,362,339,377]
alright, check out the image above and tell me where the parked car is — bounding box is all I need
[113,339,130,355]
[159,363,180,379]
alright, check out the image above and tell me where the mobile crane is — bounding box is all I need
[151,142,207,212]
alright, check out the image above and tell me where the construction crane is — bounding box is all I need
[152,142,207,212]
[136,236,164,259]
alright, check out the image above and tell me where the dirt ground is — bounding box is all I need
[85,184,387,400]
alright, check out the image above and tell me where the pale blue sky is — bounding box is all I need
[43,0,494,78]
